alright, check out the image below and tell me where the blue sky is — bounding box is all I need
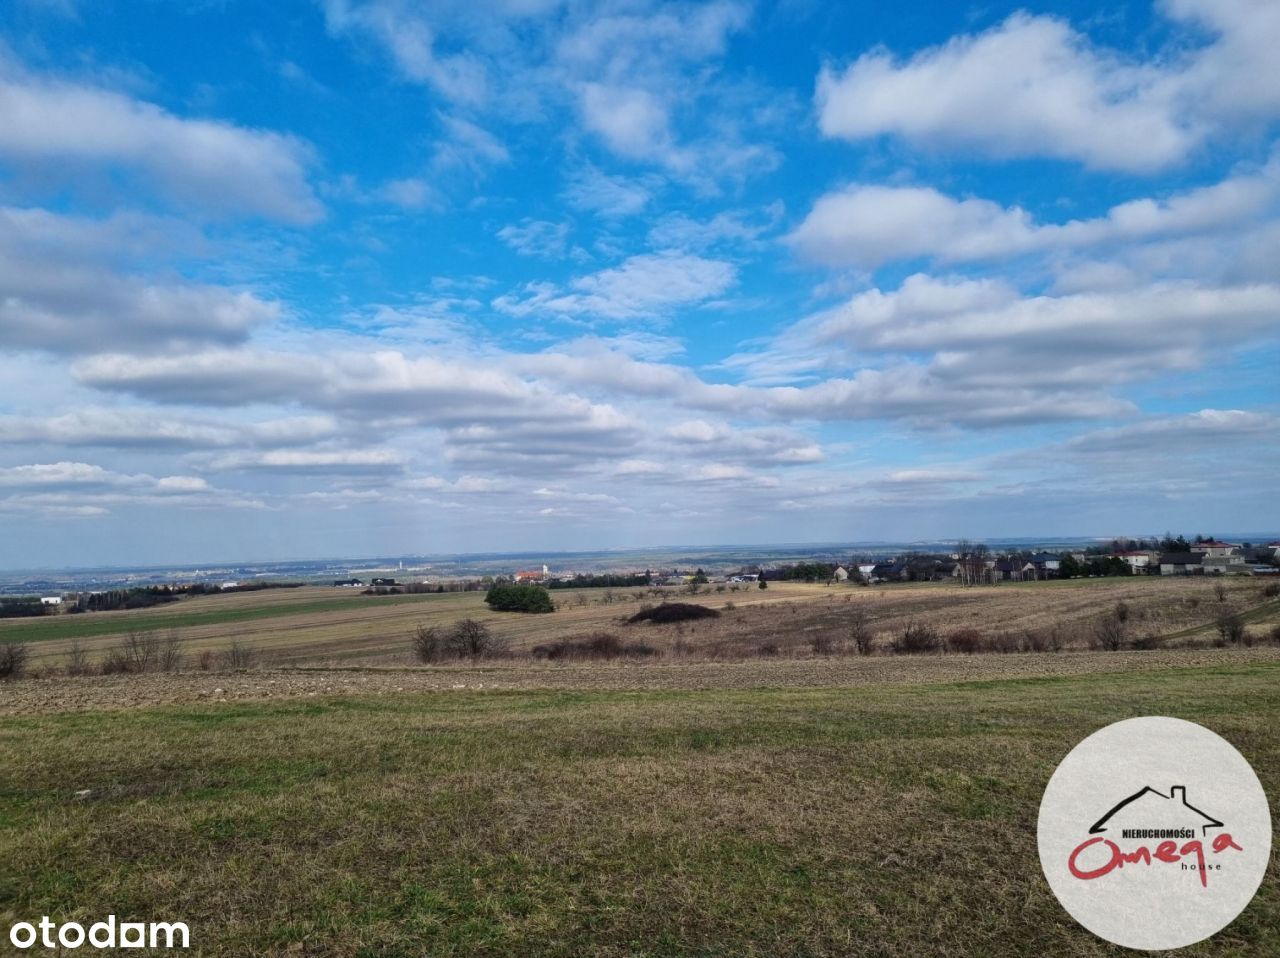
[0,0,1277,567]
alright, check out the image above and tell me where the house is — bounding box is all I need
[1202,554,1247,575]
[1029,552,1061,573]
[1113,551,1155,573]
[220,581,240,590]
[1159,552,1203,575]
[857,564,877,580]
[333,578,363,587]
[1191,540,1240,557]
[40,596,62,606]
[831,566,849,582]
[371,577,397,587]
[991,558,1023,581]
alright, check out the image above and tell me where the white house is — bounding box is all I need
[832,566,849,582]
[40,596,62,606]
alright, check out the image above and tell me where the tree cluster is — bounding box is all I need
[484,583,555,613]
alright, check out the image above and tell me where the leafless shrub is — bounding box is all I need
[893,621,941,655]
[412,619,506,662]
[723,600,736,612]
[102,630,161,674]
[1214,582,1229,603]
[156,630,183,672]
[671,637,693,658]
[1270,623,1280,645]
[1094,613,1127,651]
[413,625,447,663]
[197,650,218,671]
[757,641,781,657]
[0,642,29,680]
[222,640,259,670]
[531,632,658,661]
[1114,601,1131,623]
[987,632,1020,654]
[810,633,846,655]
[1215,608,1246,645]
[947,628,983,654]
[1130,633,1165,651]
[1187,596,1201,610]
[1263,583,1279,598]
[848,608,875,655]
[65,640,91,676]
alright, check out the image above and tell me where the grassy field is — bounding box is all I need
[4,577,1277,670]
[2,658,1277,956]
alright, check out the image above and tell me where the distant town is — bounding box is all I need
[3,534,1278,616]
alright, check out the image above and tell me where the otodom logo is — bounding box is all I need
[1038,717,1271,951]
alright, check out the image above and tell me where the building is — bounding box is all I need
[1159,552,1203,575]
[832,566,849,582]
[370,577,397,587]
[40,596,62,606]
[1190,540,1240,558]
[333,578,364,587]
[1201,554,1247,575]
[1113,551,1156,573]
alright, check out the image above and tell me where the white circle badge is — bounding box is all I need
[1038,717,1271,950]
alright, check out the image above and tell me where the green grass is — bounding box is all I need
[2,665,1278,956]
[0,592,446,644]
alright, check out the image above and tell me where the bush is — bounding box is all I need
[1271,623,1280,645]
[892,621,941,655]
[1216,609,1246,645]
[65,640,91,676]
[629,603,720,625]
[0,642,29,680]
[849,608,875,655]
[947,628,983,654]
[1130,633,1165,651]
[530,632,658,661]
[413,619,506,661]
[758,579,768,590]
[1214,583,1229,603]
[1094,613,1127,651]
[756,641,780,656]
[1114,601,1131,623]
[1263,583,1280,598]
[222,640,259,669]
[485,583,555,613]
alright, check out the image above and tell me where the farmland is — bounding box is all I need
[2,656,1278,956]
[4,576,1280,955]
[3,575,1278,671]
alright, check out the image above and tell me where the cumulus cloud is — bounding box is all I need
[0,61,321,221]
[789,156,1280,269]
[0,461,263,517]
[815,3,1280,171]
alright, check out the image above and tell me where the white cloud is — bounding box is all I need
[790,156,1280,269]
[497,218,572,258]
[0,209,282,354]
[817,14,1188,170]
[320,0,488,105]
[0,62,321,221]
[493,251,736,320]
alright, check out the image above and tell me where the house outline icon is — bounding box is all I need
[1089,785,1224,837]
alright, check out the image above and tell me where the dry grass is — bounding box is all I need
[1,658,1277,956]
[5,577,1278,673]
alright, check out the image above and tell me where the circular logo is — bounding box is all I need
[1038,717,1271,950]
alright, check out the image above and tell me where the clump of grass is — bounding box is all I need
[629,603,720,625]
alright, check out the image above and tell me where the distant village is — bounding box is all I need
[6,536,1279,619]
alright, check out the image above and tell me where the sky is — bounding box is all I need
[0,0,1278,568]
